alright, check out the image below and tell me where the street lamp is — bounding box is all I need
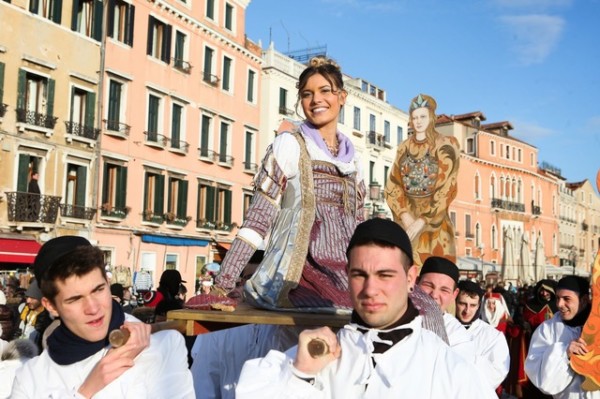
[369,181,382,219]
[570,245,577,276]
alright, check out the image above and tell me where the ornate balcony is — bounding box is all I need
[144,131,169,148]
[366,130,386,149]
[532,204,541,216]
[164,212,192,227]
[60,204,97,220]
[202,72,220,87]
[582,222,589,231]
[16,108,58,129]
[170,139,190,154]
[196,219,235,231]
[218,153,234,167]
[244,161,258,173]
[65,121,100,140]
[278,106,294,116]
[173,58,192,74]
[5,192,61,224]
[100,204,130,220]
[0,103,7,118]
[103,119,130,138]
[142,210,164,224]
[491,198,525,213]
[198,147,218,162]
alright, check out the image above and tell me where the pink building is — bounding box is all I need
[93,0,262,294]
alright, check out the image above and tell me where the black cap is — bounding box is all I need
[557,276,589,297]
[420,256,460,283]
[160,269,186,285]
[347,218,413,262]
[458,280,484,299]
[110,283,124,301]
[34,236,92,283]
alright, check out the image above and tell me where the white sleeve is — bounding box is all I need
[474,330,510,388]
[271,132,301,178]
[236,349,325,399]
[524,322,574,395]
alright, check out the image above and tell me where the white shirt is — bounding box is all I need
[444,312,477,363]
[465,318,510,388]
[525,312,600,399]
[236,316,497,399]
[12,325,194,398]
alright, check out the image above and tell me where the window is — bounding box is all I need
[72,0,103,41]
[29,0,61,23]
[101,161,128,216]
[206,0,215,20]
[203,47,217,85]
[224,2,234,31]
[384,121,390,143]
[143,171,165,219]
[167,177,188,219]
[218,121,231,164]
[17,154,42,193]
[338,105,345,124]
[397,126,403,145]
[16,69,56,128]
[475,223,481,247]
[369,114,376,133]
[147,16,172,63]
[278,88,290,115]
[518,148,522,162]
[106,79,125,132]
[465,214,472,238]
[222,56,232,92]
[0,62,4,113]
[450,211,457,232]
[216,187,232,227]
[490,174,496,199]
[196,184,232,229]
[243,193,252,218]
[68,87,97,138]
[165,254,178,270]
[171,103,184,149]
[246,69,256,103]
[353,106,361,131]
[199,114,213,158]
[244,130,255,171]
[146,93,162,142]
[173,31,189,72]
[383,166,389,186]
[474,172,480,200]
[466,137,474,154]
[108,0,134,46]
[490,140,495,156]
[64,163,88,218]
[369,161,375,184]
[506,145,510,159]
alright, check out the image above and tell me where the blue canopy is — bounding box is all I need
[141,234,209,247]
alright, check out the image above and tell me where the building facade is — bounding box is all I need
[567,179,600,274]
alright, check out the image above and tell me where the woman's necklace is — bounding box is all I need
[324,136,339,157]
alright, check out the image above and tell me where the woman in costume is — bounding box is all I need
[482,292,512,333]
[385,94,460,267]
[213,56,365,312]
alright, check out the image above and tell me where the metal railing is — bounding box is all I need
[244,162,258,173]
[16,108,58,129]
[202,72,220,87]
[100,205,129,219]
[60,204,97,220]
[491,198,525,213]
[218,154,234,167]
[104,119,131,136]
[170,139,190,153]
[198,147,218,161]
[0,103,7,118]
[278,106,294,116]
[142,210,164,224]
[144,131,169,148]
[65,121,100,140]
[5,192,61,223]
[366,130,386,148]
[173,58,192,74]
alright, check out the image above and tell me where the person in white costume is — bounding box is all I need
[236,218,496,398]
[11,236,194,398]
[417,256,476,362]
[525,275,596,399]
[455,280,510,390]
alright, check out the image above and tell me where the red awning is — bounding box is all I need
[0,238,41,264]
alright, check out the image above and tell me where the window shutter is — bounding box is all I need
[171,105,181,143]
[167,177,174,212]
[17,69,26,110]
[0,62,5,104]
[76,166,87,206]
[101,163,110,204]
[224,190,232,224]
[93,0,103,41]
[179,180,188,218]
[247,70,254,102]
[17,154,30,192]
[163,24,172,64]
[155,174,165,214]
[52,0,63,24]
[29,0,39,14]
[206,186,215,221]
[126,4,135,46]
[220,123,227,155]
[244,132,252,165]
[147,16,155,56]
[108,81,121,125]
[85,91,96,128]
[71,0,80,31]
[69,86,75,123]
[117,166,127,208]
[107,0,115,38]
[47,78,55,117]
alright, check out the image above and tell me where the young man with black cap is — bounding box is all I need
[236,219,496,398]
[456,280,510,391]
[525,275,594,398]
[11,236,194,398]
[417,256,476,362]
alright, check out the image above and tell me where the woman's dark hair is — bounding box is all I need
[295,56,345,117]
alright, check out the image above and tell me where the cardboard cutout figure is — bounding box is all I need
[385,94,460,267]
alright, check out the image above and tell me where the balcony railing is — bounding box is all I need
[202,72,220,87]
[532,204,541,215]
[170,139,190,154]
[5,192,61,224]
[366,131,386,149]
[582,222,589,231]
[218,154,234,167]
[164,212,192,227]
[491,198,525,213]
[278,106,294,116]
[16,108,58,129]
[0,103,7,118]
[173,58,192,74]
[100,205,129,219]
[196,219,236,231]
[244,162,259,173]
[144,131,168,148]
[65,121,100,140]
[198,147,218,162]
[104,119,130,137]
[142,210,164,224]
[60,204,97,220]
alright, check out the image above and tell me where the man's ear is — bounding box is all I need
[42,297,59,318]
[452,288,460,300]
[407,265,419,290]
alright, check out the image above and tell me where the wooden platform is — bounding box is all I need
[167,302,351,335]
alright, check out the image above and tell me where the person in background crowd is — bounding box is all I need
[418,256,476,363]
[26,171,41,222]
[525,276,593,399]
[236,218,496,398]
[0,338,38,399]
[18,279,47,342]
[154,269,186,322]
[456,280,510,394]
[11,236,194,398]
[482,292,512,333]
[111,283,134,314]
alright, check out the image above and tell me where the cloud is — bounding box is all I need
[510,120,555,141]
[499,14,565,65]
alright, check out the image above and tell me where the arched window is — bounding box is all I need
[490,174,496,199]
[474,172,480,200]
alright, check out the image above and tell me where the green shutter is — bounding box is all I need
[71,0,80,31]
[29,0,39,14]
[17,155,30,192]
[167,177,174,212]
[205,186,215,221]
[117,166,127,208]
[245,132,252,166]
[171,105,181,144]
[17,69,26,110]
[224,190,232,224]
[247,70,254,102]
[201,116,209,149]
[147,16,154,56]
[69,86,75,123]
[143,173,150,210]
[0,62,5,104]
[101,162,109,204]
[46,78,55,117]
[52,0,62,24]
[76,166,87,206]
[279,88,286,108]
[163,24,172,64]
[108,81,121,125]
[93,0,103,41]
[206,0,214,19]
[223,58,230,91]
[178,180,188,218]
[85,91,96,128]
[126,4,135,46]
[155,174,164,214]
[204,48,212,76]
[107,0,115,38]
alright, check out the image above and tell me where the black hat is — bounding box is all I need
[458,280,484,299]
[110,283,124,301]
[160,269,186,284]
[420,256,460,283]
[557,276,589,297]
[34,236,92,283]
[24,279,43,300]
[347,218,413,262]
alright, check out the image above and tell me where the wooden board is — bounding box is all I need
[167,302,351,335]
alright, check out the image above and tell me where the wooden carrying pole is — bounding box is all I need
[109,320,187,348]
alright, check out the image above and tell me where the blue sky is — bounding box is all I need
[245,0,600,187]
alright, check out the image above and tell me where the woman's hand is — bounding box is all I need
[406,218,426,241]
[568,337,589,358]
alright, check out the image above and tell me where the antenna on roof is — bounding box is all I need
[280,20,290,53]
